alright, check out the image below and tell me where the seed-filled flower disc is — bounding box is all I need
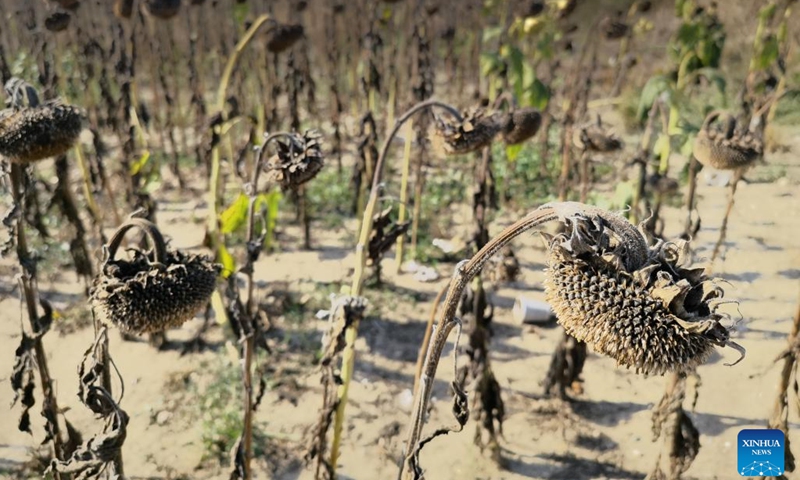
[693,112,762,170]
[145,0,181,19]
[0,101,84,163]
[90,219,220,335]
[501,107,542,145]
[542,204,737,375]
[267,24,304,53]
[45,12,71,32]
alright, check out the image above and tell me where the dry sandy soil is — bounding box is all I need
[0,120,798,480]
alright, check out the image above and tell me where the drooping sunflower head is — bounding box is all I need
[542,203,740,375]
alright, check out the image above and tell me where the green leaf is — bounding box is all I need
[637,75,671,121]
[696,38,723,68]
[130,150,151,176]
[755,35,780,70]
[233,2,249,26]
[680,133,696,157]
[676,23,701,48]
[482,26,503,43]
[505,143,523,162]
[605,180,634,211]
[220,193,249,235]
[526,78,550,110]
[480,52,504,77]
[758,3,777,22]
[218,244,236,279]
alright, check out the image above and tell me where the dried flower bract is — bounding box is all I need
[263,130,324,190]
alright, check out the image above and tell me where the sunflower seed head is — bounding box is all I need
[693,113,762,170]
[90,249,220,335]
[45,12,71,32]
[501,107,542,145]
[52,0,80,10]
[145,0,181,19]
[0,101,85,163]
[263,130,325,190]
[434,108,504,155]
[267,24,304,53]
[601,17,629,40]
[573,117,623,152]
[542,205,736,375]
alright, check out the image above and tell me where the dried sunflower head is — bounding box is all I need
[267,24,304,53]
[433,108,504,155]
[113,0,134,18]
[487,246,521,284]
[573,116,623,152]
[542,202,741,375]
[693,111,762,170]
[263,130,324,190]
[0,100,85,163]
[90,218,220,335]
[601,17,629,40]
[45,12,71,32]
[501,107,542,145]
[145,0,181,19]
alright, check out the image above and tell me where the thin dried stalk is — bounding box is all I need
[8,163,66,479]
[413,284,448,396]
[231,132,294,480]
[329,100,462,476]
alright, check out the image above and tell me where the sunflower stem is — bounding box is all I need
[208,14,275,266]
[401,205,562,478]
[394,120,413,273]
[238,132,294,478]
[9,163,65,478]
[330,100,462,475]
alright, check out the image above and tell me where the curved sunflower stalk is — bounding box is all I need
[324,99,463,478]
[227,131,323,479]
[206,14,303,274]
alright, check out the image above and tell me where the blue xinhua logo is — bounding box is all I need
[738,429,785,477]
